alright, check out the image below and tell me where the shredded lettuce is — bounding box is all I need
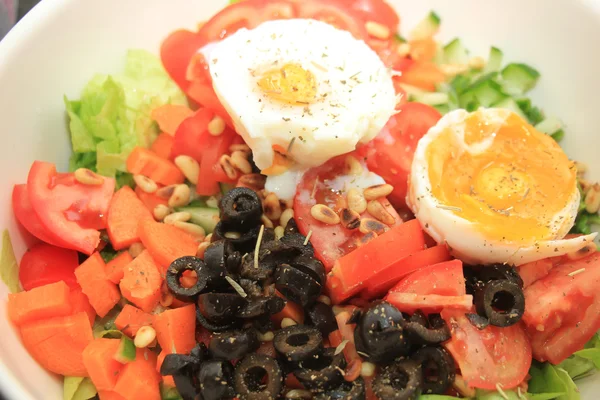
[66,49,187,177]
[63,377,97,400]
[0,230,20,293]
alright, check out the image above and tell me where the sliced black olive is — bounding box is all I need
[209,329,259,360]
[204,240,235,278]
[275,264,322,307]
[373,360,422,400]
[160,353,198,376]
[234,354,283,400]
[190,342,210,362]
[402,312,451,345]
[198,293,246,322]
[219,187,262,230]
[197,306,242,332]
[213,223,262,253]
[274,325,323,363]
[227,250,243,274]
[239,279,263,298]
[285,218,299,235]
[477,264,523,288]
[280,232,314,256]
[240,241,301,281]
[253,314,276,334]
[198,360,235,400]
[411,346,455,395]
[290,254,326,286]
[314,376,365,400]
[293,348,346,392]
[166,256,208,300]
[474,280,525,327]
[347,309,362,325]
[238,296,286,319]
[465,312,490,330]
[173,373,199,400]
[306,302,338,337]
[354,301,410,363]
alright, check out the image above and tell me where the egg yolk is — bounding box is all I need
[426,110,577,244]
[257,63,317,105]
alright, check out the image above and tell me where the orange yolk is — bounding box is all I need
[257,63,317,105]
[426,111,577,244]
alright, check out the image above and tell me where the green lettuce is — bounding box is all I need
[66,49,187,178]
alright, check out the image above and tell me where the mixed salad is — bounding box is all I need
[4,1,600,400]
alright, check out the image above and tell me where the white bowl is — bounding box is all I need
[0,0,599,398]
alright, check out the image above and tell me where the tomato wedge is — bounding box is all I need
[386,293,473,314]
[27,161,115,255]
[441,309,532,390]
[389,259,465,296]
[335,0,400,32]
[19,243,79,291]
[171,108,215,162]
[295,0,368,40]
[196,127,238,196]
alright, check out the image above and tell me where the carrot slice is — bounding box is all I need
[8,281,72,326]
[105,252,134,284]
[151,104,194,136]
[126,147,184,186]
[114,348,160,400]
[138,218,197,273]
[20,312,93,376]
[75,253,121,318]
[119,250,162,313]
[114,304,153,337]
[135,186,168,212]
[150,133,175,159]
[98,391,126,400]
[82,338,124,390]
[156,351,176,388]
[153,304,196,354]
[107,186,153,250]
[271,290,305,325]
[70,287,96,327]
[409,38,438,62]
[397,61,446,91]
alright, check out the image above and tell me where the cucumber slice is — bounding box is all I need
[491,97,527,120]
[443,38,469,65]
[483,46,503,73]
[535,116,563,135]
[177,207,220,233]
[397,83,427,96]
[551,129,565,142]
[433,104,451,115]
[410,92,450,106]
[114,336,136,364]
[516,98,545,125]
[460,75,507,109]
[501,63,540,95]
[409,11,441,40]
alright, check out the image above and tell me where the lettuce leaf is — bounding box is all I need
[66,49,187,177]
[558,334,600,380]
[528,361,581,400]
[0,230,20,293]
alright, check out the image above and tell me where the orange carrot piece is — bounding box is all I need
[138,218,197,273]
[409,38,438,62]
[82,338,124,390]
[107,186,153,250]
[151,104,194,136]
[105,252,134,284]
[126,147,184,186]
[75,253,121,318]
[153,304,196,354]
[98,391,126,400]
[20,312,93,376]
[156,351,176,388]
[151,133,175,159]
[119,250,162,313]
[398,61,446,91]
[70,287,96,327]
[8,281,72,326]
[271,290,305,325]
[114,304,153,337]
[135,186,168,212]
[114,348,160,400]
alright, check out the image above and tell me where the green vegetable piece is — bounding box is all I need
[483,46,504,74]
[551,129,565,142]
[64,376,97,400]
[443,38,469,65]
[92,307,122,338]
[501,63,541,95]
[535,116,563,136]
[410,11,441,40]
[115,336,137,364]
[476,389,520,400]
[555,368,581,400]
[528,362,569,399]
[418,395,463,400]
[1,230,20,294]
[491,97,528,120]
[161,383,184,400]
[176,207,220,234]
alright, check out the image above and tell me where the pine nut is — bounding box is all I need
[196,241,211,259]
[208,116,225,136]
[585,183,600,214]
[219,155,238,180]
[367,200,396,225]
[264,193,282,221]
[156,185,177,199]
[317,295,331,305]
[164,211,192,224]
[173,221,205,239]
[396,42,411,57]
[363,184,394,201]
[128,243,145,258]
[281,318,297,328]
[440,63,469,77]
[132,174,158,193]
[238,174,266,191]
[257,331,275,342]
[74,168,104,186]
[174,155,200,185]
[360,361,376,378]
[285,389,312,399]
[224,231,241,240]
[261,214,274,229]
[134,326,157,348]
[280,208,294,229]
[206,196,219,209]
[575,161,588,176]
[231,151,253,175]
[468,56,486,70]
[347,188,367,214]
[229,143,251,153]
[580,178,593,195]
[311,204,340,225]
[340,208,361,230]
[345,156,363,175]
[358,231,378,246]
[566,242,597,261]
[274,226,285,240]
[359,218,389,235]
[365,21,391,40]
[168,184,191,208]
[153,204,172,221]
[160,292,174,307]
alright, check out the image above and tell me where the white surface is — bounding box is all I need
[0,0,599,398]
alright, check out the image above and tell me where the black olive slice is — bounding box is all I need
[198,360,235,400]
[240,241,301,281]
[411,346,455,395]
[293,348,346,392]
[237,296,286,319]
[196,307,241,332]
[190,342,210,362]
[290,254,326,286]
[373,360,422,400]
[204,240,235,276]
[213,223,263,253]
[273,325,323,364]
[465,313,490,330]
[402,313,451,345]
[209,329,259,361]
[474,280,525,327]
[306,302,338,337]
[314,376,366,400]
[280,232,314,256]
[227,250,243,274]
[219,187,262,230]
[275,264,322,307]
[166,256,208,300]
[234,354,283,400]
[198,293,246,322]
[284,218,300,235]
[173,372,199,400]
[160,353,197,376]
[239,279,263,298]
[477,264,523,288]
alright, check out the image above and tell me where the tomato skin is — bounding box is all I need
[389,259,465,296]
[171,108,214,162]
[196,128,238,196]
[160,29,205,91]
[19,243,79,291]
[335,0,399,32]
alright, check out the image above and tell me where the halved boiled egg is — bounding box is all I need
[408,108,597,265]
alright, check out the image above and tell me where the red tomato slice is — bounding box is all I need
[386,293,473,314]
[171,108,215,161]
[441,308,532,390]
[160,29,206,91]
[196,127,238,196]
[27,161,116,255]
[359,102,441,208]
[294,154,402,270]
[389,259,465,296]
[335,0,400,32]
[517,256,560,288]
[523,252,600,364]
[295,0,368,40]
[18,243,79,291]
